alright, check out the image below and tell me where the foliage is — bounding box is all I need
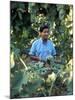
[10,48,73,98]
[10,1,73,98]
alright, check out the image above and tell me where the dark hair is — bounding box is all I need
[39,24,49,32]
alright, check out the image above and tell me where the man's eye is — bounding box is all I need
[44,31,48,33]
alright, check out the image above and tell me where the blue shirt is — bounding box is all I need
[29,38,56,61]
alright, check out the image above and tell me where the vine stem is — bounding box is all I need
[49,69,62,95]
[19,57,28,70]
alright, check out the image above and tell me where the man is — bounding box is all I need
[29,24,56,62]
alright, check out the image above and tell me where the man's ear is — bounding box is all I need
[39,32,41,36]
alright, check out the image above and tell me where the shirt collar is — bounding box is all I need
[40,38,48,44]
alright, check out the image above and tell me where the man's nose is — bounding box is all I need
[45,32,48,35]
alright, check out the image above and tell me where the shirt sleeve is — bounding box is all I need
[29,42,36,56]
[52,46,56,56]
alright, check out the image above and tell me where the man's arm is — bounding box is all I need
[52,43,56,56]
[29,41,41,61]
[30,55,40,61]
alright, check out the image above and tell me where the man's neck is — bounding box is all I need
[41,38,48,44]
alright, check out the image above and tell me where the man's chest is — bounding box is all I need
[35,43,53,56]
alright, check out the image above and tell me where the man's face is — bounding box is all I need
[40,28,49,40]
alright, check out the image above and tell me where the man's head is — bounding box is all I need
[39,24,49,40]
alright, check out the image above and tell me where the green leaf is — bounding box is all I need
[18,11,22,20]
